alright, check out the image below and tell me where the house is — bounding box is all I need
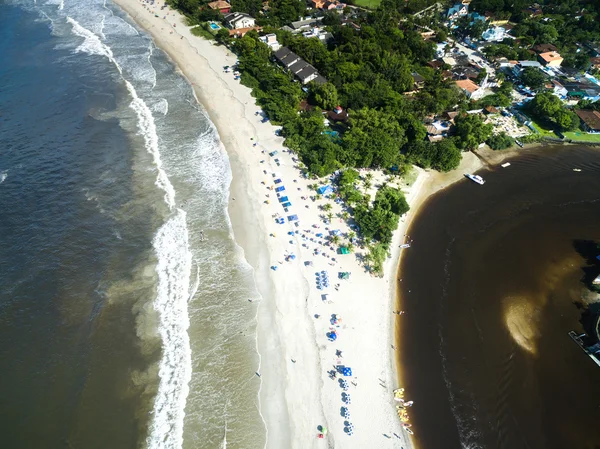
[412,72,425,88]
[259,33,281,51]
[223,12,255,30]
[551,80,568,98]
[562,81,600,102]
[207,0,231,13]
[311,0,345,9]
[523,3,542,17]
[484,105,499,115]
[589,57,600,70]
[327,106,349,122]
[428,59,444,70]
[575,109,600,133]
[228,26,261,37]
[532,43,558,54]
[538,51,563,67]
[455,79,486,100]
[512,60,541,76]
[482,26,506,42]
[469,12,487,24]
[272,47,327,84]
[447,3,468,21]
[302,27,334,43]
[291,17,323,31]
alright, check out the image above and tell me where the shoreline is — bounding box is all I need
[391,144,544,449]
[101,2,550,447]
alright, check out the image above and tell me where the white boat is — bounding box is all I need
[465,173,485,185]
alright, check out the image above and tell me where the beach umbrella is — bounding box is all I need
[342,367,352,376]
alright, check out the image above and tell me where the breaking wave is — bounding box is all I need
[67,16,192,449]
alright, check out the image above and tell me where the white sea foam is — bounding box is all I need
[68,16,174,208]
[0,171,7,184]
[153,98,169,116]
[148,42,157,89]
[68,16,192,449]
[67,16,122,72]
[147,209,192,449]
[125,79,176,208]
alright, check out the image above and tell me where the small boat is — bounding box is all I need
[573,168,582,172]
[405,428,414,435]
[515,140,524,148]
[501,162,511,168]
[464,173,485,185]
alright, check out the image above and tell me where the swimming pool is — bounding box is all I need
[209,22,221,30]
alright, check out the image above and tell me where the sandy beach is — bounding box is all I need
[109,1,485,447]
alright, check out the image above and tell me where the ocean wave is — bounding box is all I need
[68,15,192,449]
[147,210,192,449]
[148,42,157,89]
[0,171,7,184]
[68,16,175,208]
[125,79,176,208]
[153,98,169,116]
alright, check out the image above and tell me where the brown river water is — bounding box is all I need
[398,145,600,449]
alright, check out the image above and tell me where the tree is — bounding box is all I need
[486,132,514,150]
[310,82,339,110]
[216,28,231,44]
[520,67,546,89]
[344,108,407,169]
[454,114,493,150]
[554,109,580,131]
[322,203,333,212]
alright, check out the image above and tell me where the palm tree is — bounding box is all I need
[363,180,372,190]
[347,231,356,241]
[347,243,355,253]
[341,211,350,221]
[331,235,340,245]
[365,173,374,182]
[326,212,333,222]
[322,203,333,212]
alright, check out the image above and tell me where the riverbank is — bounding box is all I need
[395,145,600,449]
[109,0,431,447]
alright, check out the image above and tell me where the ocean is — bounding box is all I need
[398,146,600,449]
[0,2,265,448]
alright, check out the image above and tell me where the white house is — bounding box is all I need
[447,3,468,21]
[223,13,255,30]
[455,79,486,100]
[259,33,281,51]
[482,26,506,42]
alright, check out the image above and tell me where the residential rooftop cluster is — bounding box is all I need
[184,0,600,173]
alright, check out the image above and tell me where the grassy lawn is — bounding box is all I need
[350,0,381,8]
[191,24,216,40]
[529,120,556,137]
[563,131,600,143]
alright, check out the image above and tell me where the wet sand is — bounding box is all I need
[397,145,600,449]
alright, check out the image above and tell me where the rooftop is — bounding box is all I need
[533,43,558,54]
[576,109,600,131]
[539,51,563,62]
[207,0,230,9]
[455,79,480,93]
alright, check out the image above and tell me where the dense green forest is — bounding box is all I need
[167,0,599,262]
